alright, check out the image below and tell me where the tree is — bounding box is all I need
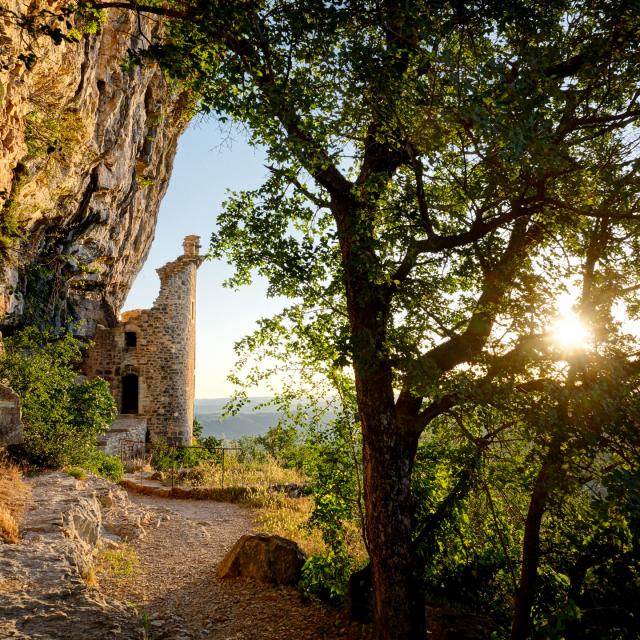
[0,327,116,468]
[159,3,640,637]
[10,1,640,637]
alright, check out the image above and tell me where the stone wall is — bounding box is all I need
[84,236,202,445]
[0,382,22,446]
[97,415,147,457]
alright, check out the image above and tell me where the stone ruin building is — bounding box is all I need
[83,235,203,454]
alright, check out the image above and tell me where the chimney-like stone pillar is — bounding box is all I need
[183,235,201,258]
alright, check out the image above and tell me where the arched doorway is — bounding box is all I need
[121,373,139,414]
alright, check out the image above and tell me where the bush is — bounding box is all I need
[300,411,365,602]
[85,450,124,483]
[65,466,87,481]
[236,434,268,464]
[150,439,217,471]
[300,551,352,603]
[0,327,116,469]
[258,424,304,468]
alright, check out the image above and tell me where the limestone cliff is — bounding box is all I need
[0,2,190,334]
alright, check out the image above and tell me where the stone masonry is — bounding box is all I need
[84,236,203,446]
[0,382,22,446]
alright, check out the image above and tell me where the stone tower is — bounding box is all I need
[84,235,203,448]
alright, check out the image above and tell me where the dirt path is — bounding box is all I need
[99,493,368,640]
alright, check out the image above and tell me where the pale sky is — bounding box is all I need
[123,118,285,399]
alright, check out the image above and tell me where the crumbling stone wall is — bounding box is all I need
[84,236,202,445]
[97,416,147,457]
[0,383,22,446]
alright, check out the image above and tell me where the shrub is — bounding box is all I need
[300,551,352,603]
[85,450,124,483]
[150,439,216,471]
[258,424,303,468]
[299,411,366,602]
[236,434,268,464]
[65,466,87,481]
[0,327,116,469]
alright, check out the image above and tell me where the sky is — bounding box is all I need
[123,118,285,399]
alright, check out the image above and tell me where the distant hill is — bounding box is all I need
[194,397,280,441]
[194,397,337,442]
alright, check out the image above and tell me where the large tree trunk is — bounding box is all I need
[336,195,424,638]
[357,369,424,640]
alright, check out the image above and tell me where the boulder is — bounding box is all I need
[217,533,306,585]
[0,383,22,446]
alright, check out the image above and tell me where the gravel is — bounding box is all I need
[99,493,370,640]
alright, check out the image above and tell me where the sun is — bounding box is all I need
[550,311,590,350]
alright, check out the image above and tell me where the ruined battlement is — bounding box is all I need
[84,236,202,446]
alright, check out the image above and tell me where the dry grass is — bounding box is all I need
[131,454,369,566]
[186,456,305,489]
[248,488,368,565]
[249,490,326,557]
[186,458,368,563]
[0,452,30,544]
[124,457,153,474]
[65,466,88,481]
[95,543,139,579]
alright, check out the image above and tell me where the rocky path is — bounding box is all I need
[99,493,369,640]
[0,473,144,640]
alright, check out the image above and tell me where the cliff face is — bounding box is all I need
[0,2,189,334]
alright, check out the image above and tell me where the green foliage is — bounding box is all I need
[258,424,302,468]
[149,439,174,471]
[192,418,224,458]
[136,175,155,188]
[300,551,352,603]
[199,435,223,458]
[0,163,27,263]
[96,543,138,578]
[150,439,219,471]
[24,108,84,160]
[18,250,98,330]
[65,466,87,481]
[0,3,105,72]
[73,5,106,36]
[297,406,365,603]
[0,327,116,469]
[85,450,124,483]
[192,417,204,441]
[0,209,23,262]
[235,434,268,464]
